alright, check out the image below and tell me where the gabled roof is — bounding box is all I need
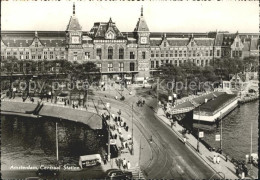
[215,33,224,46]
[89,19,124,39]
[66,16,82,31]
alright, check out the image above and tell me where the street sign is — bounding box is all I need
[110,139,116,145]
[199,131,204,138]
[215,134,221,141]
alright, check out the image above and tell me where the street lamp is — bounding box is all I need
[105,102,111,162]
[197,106,200,152]
[131,104,134,155]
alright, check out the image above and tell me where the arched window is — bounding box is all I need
[130,62,135,71]
[108,47,113,59]
[119,48,124,59]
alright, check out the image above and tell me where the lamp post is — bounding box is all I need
[56,120,59,162]
[220,112,222,150]
[197,106,200,152]
[106,102,111,162]
[131,103,134,155]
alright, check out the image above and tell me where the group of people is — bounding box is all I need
[213,155,221,164]
[137,99,145,107]
[235,162,249,178]
[115,158,131,170]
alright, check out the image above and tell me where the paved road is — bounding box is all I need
[93,88,218,179]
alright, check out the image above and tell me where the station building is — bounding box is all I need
[1,4,259,82]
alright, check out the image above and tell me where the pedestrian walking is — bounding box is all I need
[118,127,122,134]
[115,95,118,100]
[125,126,129,132]
[217,155,220,164]
[123,122,126,127]
[226,154,228,162]
[114,133,117,139]
[235,166,239,176]
[115,116,118,122]
[127,161,131,169]
[213,155,216,164]
[183,137,186,144]
[125,142,128,149]
[123,158,127,169]
[118,116,121,121]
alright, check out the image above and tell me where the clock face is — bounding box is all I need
[72,36,80,44]
[140,37,147,44]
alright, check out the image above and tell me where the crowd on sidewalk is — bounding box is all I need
[101,110,133,170]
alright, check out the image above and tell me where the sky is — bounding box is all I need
[1,0,259,33]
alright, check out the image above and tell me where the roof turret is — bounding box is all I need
[134,6,149,32]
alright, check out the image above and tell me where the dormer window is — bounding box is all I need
[164,42,167,47]
[106,31,114,39]
[35,42,38,47]
[191,42,194,46]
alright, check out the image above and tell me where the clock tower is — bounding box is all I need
[66,3,83,62]
[134,6,150,78]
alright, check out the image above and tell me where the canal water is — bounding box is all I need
[1,115,106,170]
[194,100,258,161]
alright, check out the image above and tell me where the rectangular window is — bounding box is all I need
[119,48,124,59]
[236,42,239,47]
[38,55,41,59]
[130,52,135,59]
[156,53,159,57]
[151,61,154,69]
[96,48,102,60]
[13,52,17,56]
[175,50,178,57]
[119,62,124,71]
[175,60,178,65]
[183,51,186,57]
[232,51,235,57]
[151,53,154,58]
[7,52,11,56]
[26,55,29,59]
[85,52,90,60]
[206,50,209,56]
[108,63,113,71]
[239,51,242,57]
[217,50,220,56]
[108,48,113,59]
[97,63,102,71]
[166,60,169,64]
[35,42,38,47]
[179,51,182,57]
[193,51,196,57]
[156,61,159,68]
[210,50,213,56]
[170,54,173,57]
[142,52,146,59]
[130,62,135,71]
[73,52,77,61]
[50,51,53,55]
[161,53,164,57]
[44,55,47,59]
[32,55,35,59]
[50,55,54,59]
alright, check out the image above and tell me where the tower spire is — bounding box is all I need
[141,5,143,17]
[73,2,75,15]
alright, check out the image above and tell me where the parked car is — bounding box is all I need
[36,166,59,177]
[105,169,132,179]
